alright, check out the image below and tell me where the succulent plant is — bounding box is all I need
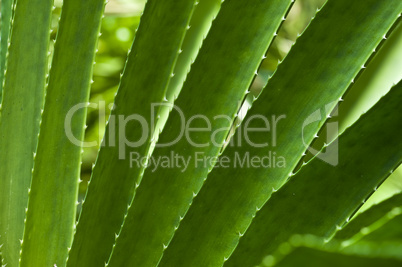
[0,0,401,266]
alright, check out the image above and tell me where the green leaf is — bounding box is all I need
[337,22,402,134]
[0,0,53,265]
[334,192,402,241]
[19,0,106,266]
[67,1,198,266]
[0,0,13,101]
[266,235,402,267]
[357,213,402,243]
[153,0,222,141]
[301,20,402,165]
[337,208,402,248]
[108,0,295,266]
[159,1,402,265]
[358,165,402,213]
[226,81,402,266]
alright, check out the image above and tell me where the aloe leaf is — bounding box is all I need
[0,0,14,101]
[108,1,295,266]
[358,166,402,212]
[301,20,402,165]
[225,81,402,266]
[18,0,106,266]
[67,1,198,266]
[0,0,53,265]
[338,208,402,247]
[334,192,402,241]
[338,22,402,134]
[356,213,402,243]
[152,0,222,142]
[158,1,402,266]
[267,235,402,267]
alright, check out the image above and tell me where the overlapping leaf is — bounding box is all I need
[68,1,198,266]
[108,0,295,266]
[19,0,106,266]
[226,81,402,266]
[0,0,53,265]
[160,1,402,266]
